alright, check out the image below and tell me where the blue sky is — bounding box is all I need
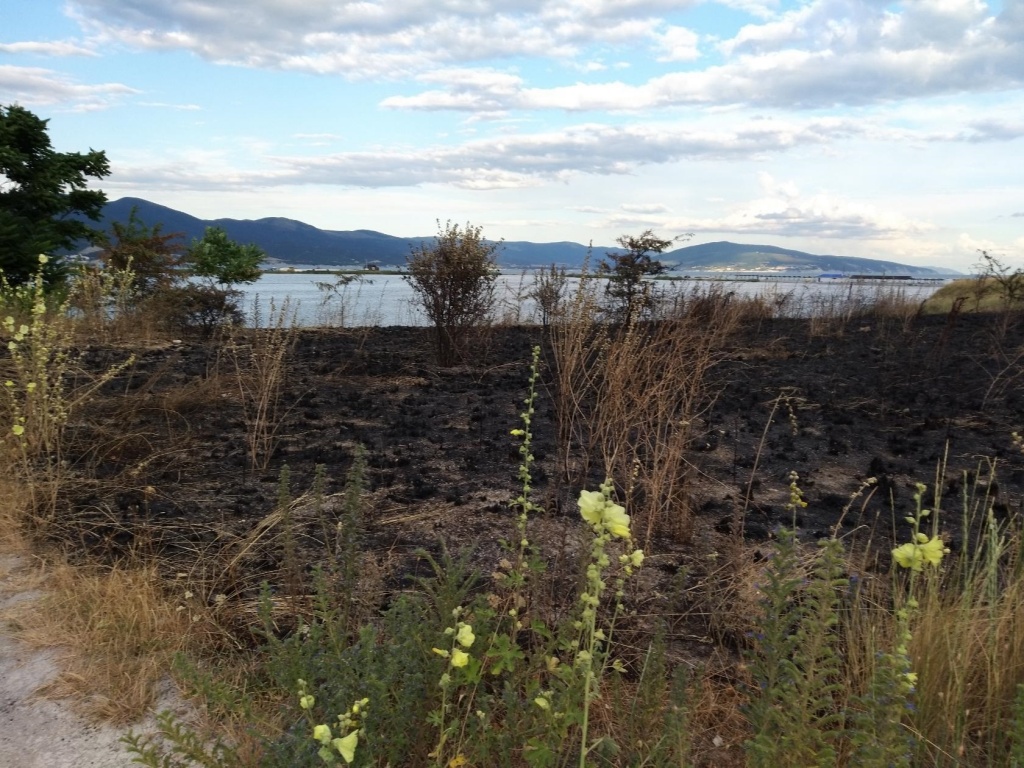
[2,0,1022,271]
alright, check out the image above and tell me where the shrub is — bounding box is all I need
[405,220,500,366]
[144,283,244,336]
[600,230,685,321]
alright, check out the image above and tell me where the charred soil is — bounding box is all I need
[46,311,1024,656]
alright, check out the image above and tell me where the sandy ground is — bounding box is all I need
[0,553,185,768]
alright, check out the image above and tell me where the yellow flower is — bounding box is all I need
[432,647,450,658]
[578,489,632,538]
[892,535,947,571]
[11,425,24,436]
[38,254,48,264]
[451,648,470,668]
[919,536,947,567]
[578,490,605,526]
[534,696,550,710]
[313,723,332,745]
[299,694,315,710]
[892,542,923,571]
[629,549,645,568]
[448,755,469,768]
[333,731,359,764]
[455,623,475,648]
[603,502,631,539]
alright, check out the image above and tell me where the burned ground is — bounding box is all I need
[51,311,1024,653]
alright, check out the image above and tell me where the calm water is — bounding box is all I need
[236,272,947,327]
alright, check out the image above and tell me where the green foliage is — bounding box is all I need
[144,283,245,336]
[0,104,109,285]
[101,205,185,296]
[744,479,850,768]
[121,710,242,768]
[600,230,683,320]
[405,220,501,366]
[189,226,264,287]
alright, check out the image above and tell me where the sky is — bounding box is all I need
[1,0,1022,272]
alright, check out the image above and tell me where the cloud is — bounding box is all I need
[655,25,700,62]
[598,174,936,241]
[679,175,935,240]
[70,0,653,78]
[1012,212,1024,218]
[0,65,138,110]
[621,202,671,213]
[374,0,1024,111]
[0,41,97,56]
[952,119,1024,142]
[107,118,861,192]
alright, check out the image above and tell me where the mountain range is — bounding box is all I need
[87,197,955,277]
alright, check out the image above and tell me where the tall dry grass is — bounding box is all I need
[550,277,743,547]
[227,298,298,472]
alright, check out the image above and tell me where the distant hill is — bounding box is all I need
[662,241,951,276]
[86,198,953,277]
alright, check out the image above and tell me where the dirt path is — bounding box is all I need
[0,553,181,768]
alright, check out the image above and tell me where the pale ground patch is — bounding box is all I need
[0,553,189,768]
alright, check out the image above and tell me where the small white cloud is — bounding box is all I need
[0,40,97,57]
[621,202,671,213]
[655,26,700,63]
[0,65,138,110]
[674,179,935,240]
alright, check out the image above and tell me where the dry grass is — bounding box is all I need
[551,279,743,547]
[227,298,299,471]
[5,558,211,724]
[924,277,1019,315]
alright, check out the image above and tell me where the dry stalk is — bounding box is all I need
[551,281,742,548]
[227,298,298,472]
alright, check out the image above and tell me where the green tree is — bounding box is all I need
[601,230,686,320]
[101,206,185,296]
[405,220,501,366]
[188,226,265,287]
[0,104,109,285]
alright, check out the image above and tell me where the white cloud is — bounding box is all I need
[609,174,937,241]
[621,202,671,213]
[106,118,863,193]
[0,65,138,110]
[0,41,97,56]
[675,174,937,240]
[655,25,700,62]
[374,0,1024,111]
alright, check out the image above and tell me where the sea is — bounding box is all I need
[235,270,950,328]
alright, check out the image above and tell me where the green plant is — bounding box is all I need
[100,205,186,296]
[188,226,265,288]
[744,475,847,767]
[0,104,110,285]
[122,709,243,768]
[404,219,501,366]
[600,230,685,321]
[1,255,133,520]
